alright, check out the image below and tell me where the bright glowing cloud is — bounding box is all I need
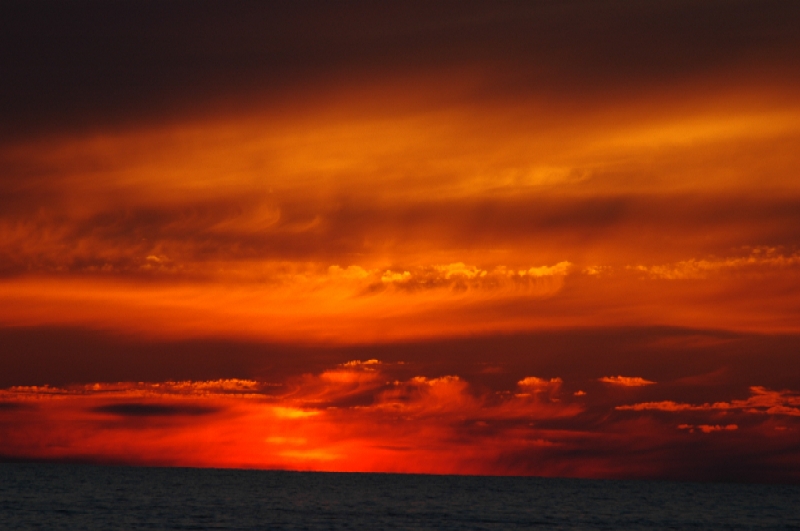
[599,376,656,387]
[630,248,800,280]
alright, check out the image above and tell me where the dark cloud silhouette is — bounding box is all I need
[0,402,29,411]
[92,403,220,417]
[3,325,799,401]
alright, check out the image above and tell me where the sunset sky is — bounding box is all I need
[2,0,800,483]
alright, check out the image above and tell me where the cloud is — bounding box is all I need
[619,401,698,412]
[1,0,799,354]
[678,424,738,434]
[0,362,585,472]
[92,403,220,417]
[617,386,800,416]
[0,402,28,411]
[599,376,656,387]
[342,359,381,367]
[1,359,800,482]
[0,379,268,400]
[516,377,564,402]
[630,248,800,280]
[367,262,571,295]
[517,376,563,390]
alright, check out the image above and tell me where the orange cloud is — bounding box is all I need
[2,64,800,342]
[629,248,800,280]
[678,424,738,434]
[598,376,656,387]
[516,377,564,402]
[617,387,800,416]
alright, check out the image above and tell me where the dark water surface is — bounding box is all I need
[1,463,798,530]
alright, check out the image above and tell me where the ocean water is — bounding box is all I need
[1,463,798,530]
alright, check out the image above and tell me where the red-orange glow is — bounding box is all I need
[1,361,798,481]
[1,251,799,342]
[2,86,800,340]
[599,376,656,387]
[3,2,800,483]
[0,364,583,474]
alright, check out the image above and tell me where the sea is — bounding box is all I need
[1,463,798,530]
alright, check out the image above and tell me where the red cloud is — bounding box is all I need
[598,376,656,387]
[678,424,738,434]
[617,386,800,416]
[2,366,800,481]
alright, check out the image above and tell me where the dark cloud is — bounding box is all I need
[0,326,342,388]
[92,403,220,417]
[3,326,799,401]
[1,0,799,138]
[0,402,30,411]
[492,422,800,483]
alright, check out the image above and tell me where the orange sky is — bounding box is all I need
[1,0,800,483]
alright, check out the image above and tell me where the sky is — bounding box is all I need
[1,0,800,483]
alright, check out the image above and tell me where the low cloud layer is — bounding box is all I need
[617,387,800,417]
[599,376,656,387]
[1,360,799,482]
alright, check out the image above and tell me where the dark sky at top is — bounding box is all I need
[2,0,799,139]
